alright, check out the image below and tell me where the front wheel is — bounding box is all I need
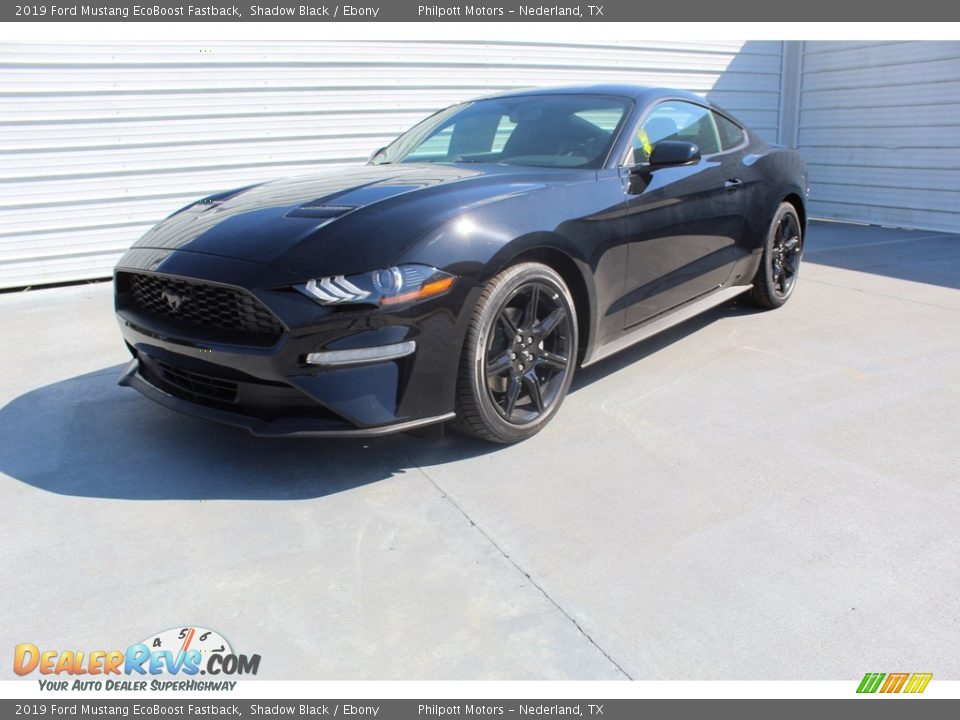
[455,262,578,444]
[747,202,804,309]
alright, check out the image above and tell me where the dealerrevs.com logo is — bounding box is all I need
[14,626,260,692]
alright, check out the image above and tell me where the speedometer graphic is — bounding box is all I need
[137,626,233,675]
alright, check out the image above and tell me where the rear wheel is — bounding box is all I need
[747,202,803,308]
[455,262,578,444]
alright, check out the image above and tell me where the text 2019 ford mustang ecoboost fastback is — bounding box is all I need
[114,85,808,443]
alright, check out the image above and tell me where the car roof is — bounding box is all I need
[474,84,706,105]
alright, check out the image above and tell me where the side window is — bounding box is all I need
[714,112,745,151]
[631,101,721,163]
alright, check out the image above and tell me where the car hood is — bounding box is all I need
[127,163,569,279]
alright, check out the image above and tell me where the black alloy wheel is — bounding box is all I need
[484,281,573,424]
[748,202,804,309]
[455,262,578,443]
[771,210,802,299]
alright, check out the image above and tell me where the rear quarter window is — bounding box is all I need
[714,112,746,151]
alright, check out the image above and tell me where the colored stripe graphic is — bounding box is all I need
[880,673,910,693]
[857,673,886,693]
[857,672,932,694]
[904,673,933,694]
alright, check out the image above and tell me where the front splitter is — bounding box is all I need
[118,359,455,438]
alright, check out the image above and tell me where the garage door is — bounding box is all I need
[0,40,784,289]
[799,41,960,233]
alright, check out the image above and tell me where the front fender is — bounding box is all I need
[397,175,628,360]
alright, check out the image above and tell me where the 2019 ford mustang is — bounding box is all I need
[114,85,808,443]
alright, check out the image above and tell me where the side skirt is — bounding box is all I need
[582,285,752,367]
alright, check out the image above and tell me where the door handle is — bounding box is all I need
[724,178,743,191]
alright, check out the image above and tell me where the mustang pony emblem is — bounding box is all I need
[161,288,187,312]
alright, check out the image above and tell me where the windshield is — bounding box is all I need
[372,94,632,169]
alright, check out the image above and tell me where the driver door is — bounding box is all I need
[620,101,746,327]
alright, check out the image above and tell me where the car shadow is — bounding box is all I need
[802,220,960,290]
[0,362,501,501]
[570,299,760,391]
[0,300,754,502]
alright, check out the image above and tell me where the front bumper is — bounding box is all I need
[114,249,474,437]
[118,359,454,437]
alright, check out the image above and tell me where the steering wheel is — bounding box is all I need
[560,135,606,158]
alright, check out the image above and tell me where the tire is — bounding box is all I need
[455,262,578,444]
[746,202,804,309]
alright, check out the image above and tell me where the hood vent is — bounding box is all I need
[285,202,356,220]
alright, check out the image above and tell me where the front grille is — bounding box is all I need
[117,272,284,346]
[157,360,238,403]
[136,352,350,426]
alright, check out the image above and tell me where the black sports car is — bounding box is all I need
[114,85,808,443]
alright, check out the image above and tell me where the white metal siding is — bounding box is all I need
[0,40,783,289]
[798,41,960,233]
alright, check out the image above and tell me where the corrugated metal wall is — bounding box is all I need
[0,39,783,289]
[798,41,960,233]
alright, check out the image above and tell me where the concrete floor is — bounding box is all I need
[1,221,958,680]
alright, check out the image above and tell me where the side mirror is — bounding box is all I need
[367,147,388,165]
[649,140,700,168]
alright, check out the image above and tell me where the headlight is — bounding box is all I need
[297,264,455,307]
